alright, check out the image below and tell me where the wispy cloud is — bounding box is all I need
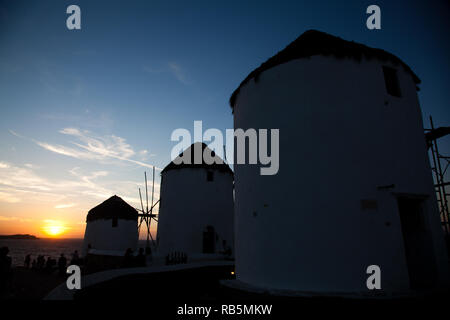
[34,128,161,170]
[0,162,10,169]
[168,62,190,85]
[39,112,115,131]
[143,62,191,85]
[0,161,160,208]
[24,163,39,169]
[3,129,161,217]
[9,130,25,139]
[0,215,33,222]
[0,191,21,203]
[55,203,76,209]
[138,149,156,161]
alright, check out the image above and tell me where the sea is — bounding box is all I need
[0,238,151,266]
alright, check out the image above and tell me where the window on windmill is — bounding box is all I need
[361,199,378,211]
[382,66,401,97]
[207,171,214,182]
[112,217,118,227]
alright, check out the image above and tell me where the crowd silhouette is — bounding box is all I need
[1,244,194,297]
[13,249,84,277]
[122,247,149,268]
[165,251,188,265]
[24,250,80,274]
[0,245,84,297]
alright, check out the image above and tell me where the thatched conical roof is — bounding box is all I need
[86,195,138,222]
[229,29,420,109]
[161,142,233,175]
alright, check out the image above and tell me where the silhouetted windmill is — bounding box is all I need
[137,167,159,250]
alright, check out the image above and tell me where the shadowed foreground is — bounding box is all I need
[8,267,66,300]
[72,265,450,317]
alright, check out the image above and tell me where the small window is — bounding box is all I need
[112,217,118,227]
[207,171,214,182]
[383,66,401,97]
[361,199,378,211]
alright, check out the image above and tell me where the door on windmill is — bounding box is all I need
[397,196,437,289]
[203,226,215,253]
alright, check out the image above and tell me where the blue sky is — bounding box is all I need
[0,0,449,237]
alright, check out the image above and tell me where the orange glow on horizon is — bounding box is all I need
[41,220,68,237]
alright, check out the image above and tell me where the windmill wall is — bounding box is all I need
[82,219,138,256]
[232,54,450,293]
[156,167,234,257]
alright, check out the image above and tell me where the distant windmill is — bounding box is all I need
[137,167,159,250]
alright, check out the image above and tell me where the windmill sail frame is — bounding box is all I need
[137,167,159,249]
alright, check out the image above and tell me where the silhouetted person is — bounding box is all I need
[145,246,152,263]
[58,254,67,276]
[45,257,56,273]
[136,248,146,267]
[71,250,79,265]
[222,240,232,258]
[24,254,31,269]
[37,255,45,270]
[165,254,170,265]
[0,247,12,295]
[31,259,37,270]
[123,248,134,268]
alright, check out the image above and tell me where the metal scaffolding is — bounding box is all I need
[425,116,450,236]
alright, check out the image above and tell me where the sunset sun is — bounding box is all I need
[42,221,67,237]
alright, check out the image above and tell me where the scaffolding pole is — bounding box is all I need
[426,116,450,236]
